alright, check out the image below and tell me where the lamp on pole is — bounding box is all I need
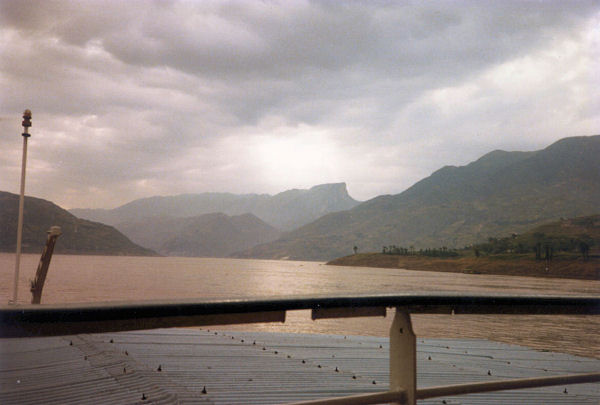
[11,109,32,304]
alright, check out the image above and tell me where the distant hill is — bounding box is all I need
[70,183,360,232]
[234,135,600,261]
[118,212,281,257]
[0,192,155,256]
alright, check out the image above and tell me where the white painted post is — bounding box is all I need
[390,309,416,405]
[11,109,32,305]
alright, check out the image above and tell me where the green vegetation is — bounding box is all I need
[382,245,459,257]
[471,215,598,261]
[329,215,599,280]
[378,215,598,261]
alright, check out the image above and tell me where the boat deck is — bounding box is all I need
[1,328,598,404]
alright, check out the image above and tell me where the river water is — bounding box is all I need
[1,254,598,358]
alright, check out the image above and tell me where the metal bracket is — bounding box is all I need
[312,306,386,320]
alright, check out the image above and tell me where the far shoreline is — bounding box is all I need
[327,253,600,281]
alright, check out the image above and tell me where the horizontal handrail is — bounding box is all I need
[1,293,599,337]
[416,372,600,399]
[288,373,600,405]
[2,292,599,404]
[288,390,406,405]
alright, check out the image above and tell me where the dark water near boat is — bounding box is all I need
[1,254,598,358]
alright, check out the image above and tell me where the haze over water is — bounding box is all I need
[1,254,598,359]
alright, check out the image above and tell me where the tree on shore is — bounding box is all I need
[579,240,590,260]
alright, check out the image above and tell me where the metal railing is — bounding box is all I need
[1,293,599,404]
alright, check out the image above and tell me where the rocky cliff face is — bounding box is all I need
[253,183,360,230]
[71,183,360,231]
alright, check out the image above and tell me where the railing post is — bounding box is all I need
[390,309,416,405]
[30,226,62,304]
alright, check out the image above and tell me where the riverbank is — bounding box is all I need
[327,253,600,280]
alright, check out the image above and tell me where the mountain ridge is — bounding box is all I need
[0,191,155,256]
[234,135,600,261]
[119,212,281,257]
[70,182,359,231]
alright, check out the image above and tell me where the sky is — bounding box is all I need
[1,0,599,209]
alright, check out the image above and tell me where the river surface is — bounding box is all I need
[1,254,598,358]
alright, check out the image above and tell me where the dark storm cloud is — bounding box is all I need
[1,0,598,208]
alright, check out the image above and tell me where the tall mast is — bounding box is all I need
[11,109,32,304]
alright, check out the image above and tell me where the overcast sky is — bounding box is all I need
[1,0,599,209]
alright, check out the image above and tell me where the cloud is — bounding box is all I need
[0,0,599,208]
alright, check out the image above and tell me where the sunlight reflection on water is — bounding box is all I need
[1,254,598,358]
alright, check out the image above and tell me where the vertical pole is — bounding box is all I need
[390,309,416,405]
[11,110,32,305]
[31,226,61,304]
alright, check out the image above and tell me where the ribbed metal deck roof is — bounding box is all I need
[1,329,598,404]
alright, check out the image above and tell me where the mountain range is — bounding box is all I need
[69,183,358,257]
[234,135,600,261]
[3,135,598,261]
[117,213,281,257]
[0,191,154,256]
[1,183,357,258]
[71,183,359,231]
